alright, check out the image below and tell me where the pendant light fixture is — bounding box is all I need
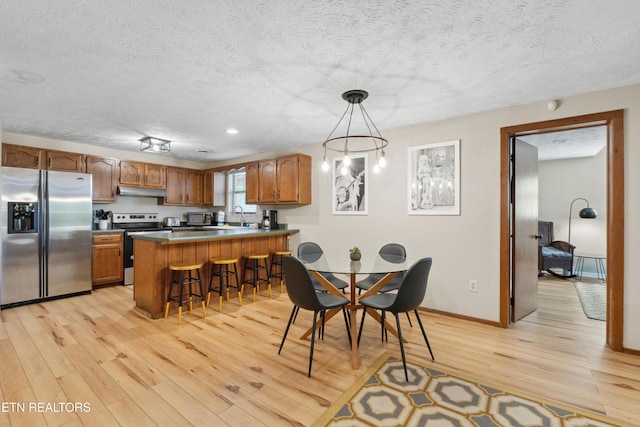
[321,89,388,173]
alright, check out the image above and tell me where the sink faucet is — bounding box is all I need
[234,205,246,226]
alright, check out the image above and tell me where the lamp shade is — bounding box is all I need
[579,207,597,218]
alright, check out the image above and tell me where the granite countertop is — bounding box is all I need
[130,228,298,243]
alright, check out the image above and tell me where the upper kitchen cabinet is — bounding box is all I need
[203,169,227,206]
[257,154,311,204]
[185,168,203,206]
[245,162,259,204]
[45,150,86,172]
[86,156,118,203]
[2,144,41,169]
[2,144,85,172]
[162,167,203,206]
[119,160,166,188]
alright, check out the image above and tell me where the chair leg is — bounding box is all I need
[406,312,413,327]
[292,305,299,323]
[395,313,409,381]
[308,310,318,377]
[342,307,352,347]
[414,309,435,360]
[278,306,297,355]
[357,307,368,346]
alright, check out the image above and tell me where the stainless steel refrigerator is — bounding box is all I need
[1,166,92,308]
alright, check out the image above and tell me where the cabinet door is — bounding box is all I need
[245,162,259,204]
[92,234,123,285]
[143,163,166,188]
[86,156,118,203]
[45,150,85,172]
[277,154,312,204]
[185,169,203,206]
[2,144,42,169]
[276,155,300,203]
[165,166,185,205]
[258,159,277,203]
[213,171,227,206]
[119,160,143,186]
[203,169,214,206]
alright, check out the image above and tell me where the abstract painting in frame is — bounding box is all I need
[332,154,367,215]
[408,139,460,215]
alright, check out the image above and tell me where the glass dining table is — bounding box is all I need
[298,251,414,369]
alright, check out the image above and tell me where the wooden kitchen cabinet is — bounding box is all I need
[163,167,203,206]
[203,168,227,206]
[256,154,311,204]
[86,155,118,203]
[2,144,41,169]
[185,168,203,205]
[3,144,87,172]
[164,166,185,205]
[245,162,259,204]
[45,150,85,172]
[92,233,124,286]
[119,161,166,188]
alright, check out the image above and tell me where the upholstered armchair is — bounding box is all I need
[538,221,575,277]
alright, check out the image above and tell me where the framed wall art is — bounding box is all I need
[332,154,367,215]
[408,139,460,215]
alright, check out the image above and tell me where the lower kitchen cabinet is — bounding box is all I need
[92,233,124,286]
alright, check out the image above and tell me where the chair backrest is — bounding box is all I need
[297,242,324,263]
[388,257,433,313]
[538,221,554,246]
[379,243,406,262]
[282,255,322,310]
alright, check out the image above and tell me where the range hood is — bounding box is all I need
[117,185,167,198]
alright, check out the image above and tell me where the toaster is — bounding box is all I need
[163,217,181,227]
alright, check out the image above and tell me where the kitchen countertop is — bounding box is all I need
[130,227,298,243]
[92,227,125,233]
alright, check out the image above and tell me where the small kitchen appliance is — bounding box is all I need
[185,212,212,226]
[262,209,278,230]
[163,217,181,227]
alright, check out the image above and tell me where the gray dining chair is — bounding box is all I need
[278,255,350,377]
[357,257,434,381]
[355,243,406,294]
[297,242,349,292]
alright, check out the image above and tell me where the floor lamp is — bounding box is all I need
[568,197,597,243]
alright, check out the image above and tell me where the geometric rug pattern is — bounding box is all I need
[313,354,630,427]
[575,281,606,321]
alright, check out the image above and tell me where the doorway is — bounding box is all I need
[499,110,624,351]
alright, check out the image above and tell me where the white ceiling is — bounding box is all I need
[1,1,639,163]
[519,126,607,161]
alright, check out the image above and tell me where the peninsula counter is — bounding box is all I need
[131,228,298,319]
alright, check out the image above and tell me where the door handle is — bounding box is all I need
[534,234,543,240]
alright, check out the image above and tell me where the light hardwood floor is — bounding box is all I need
[0,275,638,426]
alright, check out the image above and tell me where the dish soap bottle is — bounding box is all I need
[217,210,225,226]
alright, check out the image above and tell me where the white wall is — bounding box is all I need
[3,83,639,351]
[539,148,607,275]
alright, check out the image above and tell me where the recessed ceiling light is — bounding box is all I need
[197,149,210,153]
[226,128,239,135]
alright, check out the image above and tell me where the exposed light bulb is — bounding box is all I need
[341,165,349,175]
[321,157,329,171]
[373,163,380,174]
[343,149,351,166]
[378,150,386,168]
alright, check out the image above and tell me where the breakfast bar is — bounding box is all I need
[131,228,298,319]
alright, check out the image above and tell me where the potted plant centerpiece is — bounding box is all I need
[349,246,361,261]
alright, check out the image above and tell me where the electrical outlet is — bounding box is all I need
[469,280,478,292]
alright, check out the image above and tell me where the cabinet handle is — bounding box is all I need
[48,158,52,168]
[103,237,113,241]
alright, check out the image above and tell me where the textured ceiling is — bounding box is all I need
[1,1,639,163]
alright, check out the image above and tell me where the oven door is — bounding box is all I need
[124,230,171,285]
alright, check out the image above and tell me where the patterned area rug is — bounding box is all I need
[313,354,630,426]
[575,281,606,321]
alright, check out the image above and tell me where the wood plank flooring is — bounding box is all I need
[0,275,638,426]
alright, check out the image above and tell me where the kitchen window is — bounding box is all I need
[227,168,257,215]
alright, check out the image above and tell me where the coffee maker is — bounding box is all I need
[262,209,278,230]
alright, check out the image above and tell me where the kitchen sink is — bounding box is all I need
[200,225,247,230]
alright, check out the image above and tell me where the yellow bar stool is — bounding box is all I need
[207,258,241,312]
[164,263,206,324]
[270,250,292,293]
[242,254,271,301]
